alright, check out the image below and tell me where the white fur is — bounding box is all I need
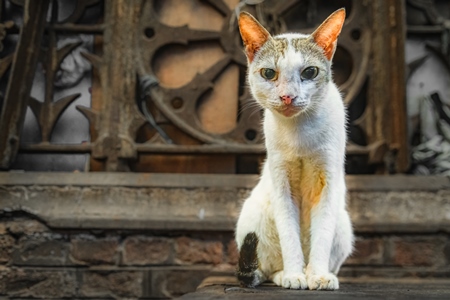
[236,34,354,290]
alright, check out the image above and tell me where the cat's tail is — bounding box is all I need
[237,232,265,287]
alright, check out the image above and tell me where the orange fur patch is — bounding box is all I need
[311,8,346,60]
[287,159,326,263]
[238,12,270,62]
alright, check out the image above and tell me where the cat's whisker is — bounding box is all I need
[239,101,263,117]
[247,107,264,119]
[236,8,352,291]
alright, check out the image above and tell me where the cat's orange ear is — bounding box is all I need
[311,8,346,61]
[238,12,271,62]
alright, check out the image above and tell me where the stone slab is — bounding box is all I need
[0,174,449,232]
[181,276,450,300]
[1,173,449,190]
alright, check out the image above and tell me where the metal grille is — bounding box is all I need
[0,0,408,173]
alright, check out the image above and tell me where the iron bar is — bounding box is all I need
[0,0,51,168]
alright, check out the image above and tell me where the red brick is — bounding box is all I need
[0,223,6,235]
[162,269,210,297]
[7,219,48,235]
[0,267,77,297]
[444,240,450,263]
[122,236,172,265]
[345,238,384,265]
[175,237,223,265]
[13,235,69,266]
[391,237,446,267]
[80,271,142,298]
[71,236,118,265]
[226,239,239,265]
[148,267,212,298]
[211,263,236,273]
[0,235,15,264]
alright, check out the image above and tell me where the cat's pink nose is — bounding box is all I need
[280,95,296,105]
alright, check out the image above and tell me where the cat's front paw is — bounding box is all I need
[276,271,307,289]
[306,272,339,290]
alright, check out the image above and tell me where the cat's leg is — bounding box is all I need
[329,209,354,274]
[235,182,268,287]
[270,270,284,286]
[306,171,345,290]
[266,157,308,290]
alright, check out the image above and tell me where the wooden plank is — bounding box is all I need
[133,124,240,173]
[387,0,409,172]
[88,34,105,171]
[0,0,50,168]
[368,1,408,173]
[132,154,239,174]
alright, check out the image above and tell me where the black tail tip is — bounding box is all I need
[237,232,260,287]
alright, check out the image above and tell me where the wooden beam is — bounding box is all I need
[0,0,50,168]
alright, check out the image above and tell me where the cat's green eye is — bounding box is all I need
[260,68,277,81]
[301,67,319,80]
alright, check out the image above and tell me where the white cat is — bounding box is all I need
[235,9,353,290]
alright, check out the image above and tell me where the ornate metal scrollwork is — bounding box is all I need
[138,0,263,147]
[0,0,408,173]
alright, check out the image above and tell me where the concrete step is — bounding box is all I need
[181,276,450,299]
[1,173,449,297]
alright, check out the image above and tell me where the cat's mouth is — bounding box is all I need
[275,105,304,117]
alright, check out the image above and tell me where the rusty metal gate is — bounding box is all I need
[0,0,408,174]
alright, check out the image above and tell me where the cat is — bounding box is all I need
[235,9,353,290]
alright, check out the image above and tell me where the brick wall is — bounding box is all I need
[1,174,450,298]
[1,216,450,298]
[344,235,450,276]
[0,217,232,298]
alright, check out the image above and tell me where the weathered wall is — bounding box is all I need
[1,217,450,298]
[1,174,450,298]
[0,218,218,298]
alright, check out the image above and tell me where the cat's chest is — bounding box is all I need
[285,157,326,262]
[285,157,326,207]
[265,114,328,155]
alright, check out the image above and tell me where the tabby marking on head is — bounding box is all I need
[235,8,354,291]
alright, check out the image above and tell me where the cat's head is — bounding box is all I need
[238,9,345,118]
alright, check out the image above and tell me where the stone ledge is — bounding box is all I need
[0,172,260,188]
[1,173,450,190]
[180,276,450,300]
[1,173,449,232]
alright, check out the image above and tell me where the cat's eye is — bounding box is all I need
[260,68,277,81]
[301,67,319,80]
